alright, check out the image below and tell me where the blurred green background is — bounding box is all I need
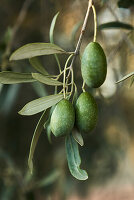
[0,0,134,199]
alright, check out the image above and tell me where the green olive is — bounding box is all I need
[81,42,107,88]
[75,92,98,133]
[50,99,75,137]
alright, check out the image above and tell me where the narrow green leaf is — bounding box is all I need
[116,72,134,84]
[49,12,61,72]
[44,105,55,143]
[18,93,64,116]
[9,43,67,61]
[65,134,88,180]
[29,57,49,75]
[28,109,49,174]
[32,73,63,86]
[0,71,35,84]
[49,12,59,44]
[72,131,84,146]
[98,21,134,30]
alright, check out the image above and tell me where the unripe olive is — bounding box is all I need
[75,92,98,133]
[81,42,107,88]
[50,99,75,137]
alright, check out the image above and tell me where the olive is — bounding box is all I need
[75,92,98,133]
[81,42,107,88]
[50,99,75,137]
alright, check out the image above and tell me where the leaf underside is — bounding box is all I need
[72,131,84,146]
[65,134,88,180]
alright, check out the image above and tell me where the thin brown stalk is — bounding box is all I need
[66,0,93,81]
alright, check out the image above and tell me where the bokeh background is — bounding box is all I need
[0,0,134,199]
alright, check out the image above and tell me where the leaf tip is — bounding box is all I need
[31,73,35,78]
[84,176,88,181]
[18,109,23,115]
[115,80,122,84]
[9,55,13,61]
[80,142,84,147]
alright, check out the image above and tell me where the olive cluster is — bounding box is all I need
[50,42,107,137]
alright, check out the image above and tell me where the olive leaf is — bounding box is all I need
[32,73,63,86]
[49,12,61,71]
[28,109,49,174]
[65,134,88,180]
[116,72,134,84]
[44,105,55,143]
[18,93,64,116]
[98,21,134,30]
[49,12,59,44]
[0,71,35,84]
[9,43,68,61]
[29,57,49,75]
[72,130,84,146]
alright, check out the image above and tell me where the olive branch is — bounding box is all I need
[0,0,98,180]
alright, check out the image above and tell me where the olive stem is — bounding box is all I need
[66,0,93,80]
[55,67,70,81]
[92,5,97,42]
[63,54,74,98]
[82,81,86,92]
[59,88,64,94]
[68,68,74,98]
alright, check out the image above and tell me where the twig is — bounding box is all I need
[66,0,93,79]
[82,81,86,92]
[2,0,34,68]
[63,54,74,98]
[92,5,97,42]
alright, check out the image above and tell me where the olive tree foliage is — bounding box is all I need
[0,0,133,181]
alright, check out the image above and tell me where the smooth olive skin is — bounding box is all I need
[75,92,98,133]
[81,42,107,88]
[50,99,75,137]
